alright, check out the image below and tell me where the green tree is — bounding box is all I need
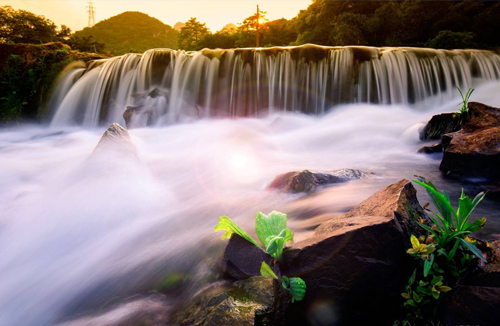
[0,6,57,43]
[426,30,477,50]
[178,17,209,50]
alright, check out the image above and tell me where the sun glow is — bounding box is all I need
[228,150,261,184]
[1,0,312,33]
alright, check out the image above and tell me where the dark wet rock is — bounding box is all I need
[442,239,500,325]
[444,285,500,326]
[269,169,370,193]
[170,276,285,326]
[419,112,463,141]
[222,235,277,280]
[417,142,442,154]
[440,102,500,180]
[280,179,426,326]
[91,123,136,156]
[463,239,500,288]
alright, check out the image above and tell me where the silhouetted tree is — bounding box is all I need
[178,17,209,50]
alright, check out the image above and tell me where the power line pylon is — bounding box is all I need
[87,1,96,27]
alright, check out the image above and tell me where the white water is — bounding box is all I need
[2,44,500,325]
[2,81,500,325]
[49,46,500,128]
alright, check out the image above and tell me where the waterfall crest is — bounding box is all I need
[50,44,500,127]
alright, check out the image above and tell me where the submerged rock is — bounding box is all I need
[440,102,500,180]
[280,179,426,326]
[170,276,287,326]
[269,169,370,193]
[419,112,463,141]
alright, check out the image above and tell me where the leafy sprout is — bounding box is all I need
[215,211,294,261]
[456,86,474,119]
[260,262,306,303]
[412,177,486,261]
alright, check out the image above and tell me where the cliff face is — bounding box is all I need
[0,42,106,124]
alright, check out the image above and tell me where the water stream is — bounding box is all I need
[2,45,500,326]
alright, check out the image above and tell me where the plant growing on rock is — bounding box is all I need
[215,211,306,303]
[401,177,487,323]
[456,86,474,120]
[260,261,306,303]
[215,211,294,261]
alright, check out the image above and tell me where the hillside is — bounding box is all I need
[74,12,178,55]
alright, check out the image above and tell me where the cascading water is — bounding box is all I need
[50,45,500,128]
[3,45,500,326]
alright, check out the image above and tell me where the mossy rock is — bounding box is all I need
[170,277,279,326]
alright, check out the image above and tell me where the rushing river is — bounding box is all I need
[1,45,500,326]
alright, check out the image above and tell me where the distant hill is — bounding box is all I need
[173,22,185,32]
[73,12,178,55]
[221,23,237,33]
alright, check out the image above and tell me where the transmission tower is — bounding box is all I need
[87,1,96,27]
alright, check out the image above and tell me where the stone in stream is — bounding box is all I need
[222,234,277,281]
[279,179,426,326]
[419,112,463,141]
[440,102,500,180]
[170,276,290,326]
[417,142,443,154]
[269,169,370,193]
[221,179,427,325]
[91,123,137,157]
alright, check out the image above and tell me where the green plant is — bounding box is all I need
[215,211,294,261]
[456,86,474,120]
[215,211,306,303]
[413,177,486,255]
[401,178,488,323]
[260,261,306,303]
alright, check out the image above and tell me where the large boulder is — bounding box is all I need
[280,179,426,326]
[440,102,500,180]
[170,276,289,326]
[419,112,463,141]
[269,169,370,193]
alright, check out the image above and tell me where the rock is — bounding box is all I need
[92,123,136,156]
[221,235,277,280]
[170,276,285,326]
[440,102,500,179]
[419,112,463,141]
[280,179,427,326]
[269,169,370,193]
[463,239,500,288]
[417,142,442,154]
[442,239,500,325]
[444,285,500,326]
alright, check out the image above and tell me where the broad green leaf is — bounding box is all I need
[215,216,261,248]
[413,179,457,222]
[260,261,278,280]
[431,276,443,285]
[460,238,487,262]
[424,254,434,277]
[410,234,420,251]
[447,238,461,261]
[282,276,306,303]
[255,211,293,260]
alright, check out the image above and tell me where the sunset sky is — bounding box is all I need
[3,0,312,32]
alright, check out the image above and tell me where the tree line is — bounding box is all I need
[2,1,500,54]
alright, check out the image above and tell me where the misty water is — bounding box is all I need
[2,46,500,326]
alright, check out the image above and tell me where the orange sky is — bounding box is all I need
[2,0,312,32]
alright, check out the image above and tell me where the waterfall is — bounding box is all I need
[49,44,500,128]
